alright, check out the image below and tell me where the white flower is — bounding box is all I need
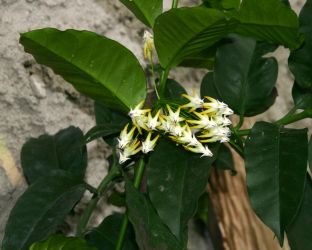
[147,110,161,131]
[184,142,213,157]
[170,125,199,146]
[187,111,217,129]
[117,124,136,149]
[119,138,142,164]
[181,93,204,112]
[129,101,150,133]
[199,126,231,143]
[166,105,184,123]
[158,115,172,133]
[213,116,232,126]
[170,123,184,137]
[202,96,231,114]
[142,132,160,153]
[129,101,150,118]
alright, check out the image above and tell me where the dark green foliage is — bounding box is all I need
[21,126,87,184]
[245,122,308,245]
[2,171,86,250]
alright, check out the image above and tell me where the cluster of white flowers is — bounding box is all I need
[117,93,233,164]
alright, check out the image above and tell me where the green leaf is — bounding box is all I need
[289,38,312,89]
[84,125,123,144]
[292,82,312,110]
[125,178,182,250]
[288,0,312,88]
[30,235,96,250]
[202,35,278,116]
[147,139,218,240]
[21,126,87,184]
[286,176,312,250]
[214,144,236,175]
[154,7,238,69]
[2,171,86,250]
[232,0,302,49]
[245,122,308,245]
[85,214,138,250]
[164,79,187,100]
[94,102,130,145]
[298,0,312,40]
[194,192,210,226]
[120,0,162,27]
[200,72,220,100]
[203,0,240,10]
[178,46,216,69]
[20,28,147,113]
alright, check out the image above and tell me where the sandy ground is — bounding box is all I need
[0,0,308,249]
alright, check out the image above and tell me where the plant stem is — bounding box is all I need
[235,129,250,137]
[115,157,145,250]
[172,0,179,8]
[158,68,169,98]
[275,109,312,126]
[76,163,121,236]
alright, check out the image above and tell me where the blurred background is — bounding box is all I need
[0,0,309,249]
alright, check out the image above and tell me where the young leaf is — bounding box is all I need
[2,171,86,250]
[21,126,87,184]
[20,28,147,113]
[147,139,218,240]
[202,35,278,116]
[286,176,312,250]
[154,7,238,69]
[125,179,182,250]
[232,0,302,49]
[120,0,163,27]
[292,82,312,110]
[30,235,96,250]
[85,214,138,250]
[245,122,308,245]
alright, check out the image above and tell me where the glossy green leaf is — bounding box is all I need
[194,192,210,226]
[214,144,236,175]
[286,176,312,250]
[154,7,238,69]
[85,214,137,250]
[120,0,162,27]
[84,125,122,144]
[292,82,312,110]
[147,139,218,240]
[203,0,240,10]
[178,46,216,69]
[232,0,302,49]
[21,126,87,184]
[125,179,182,250]
[203,35,278,116]
[298,0,312,40]
[30,235,96,250]
[20,28,146,113]
[2,171,86,250]
[245,122,308,245]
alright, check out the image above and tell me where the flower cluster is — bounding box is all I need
[117,94,233,164]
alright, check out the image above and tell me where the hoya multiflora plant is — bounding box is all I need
[2,0,312,249]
